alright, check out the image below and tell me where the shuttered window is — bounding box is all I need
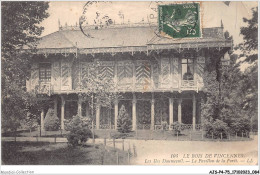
[39,63,51,83]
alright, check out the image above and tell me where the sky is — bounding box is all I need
[40,1,258,45]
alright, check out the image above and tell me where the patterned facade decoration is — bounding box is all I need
[160,58,171,88]
[135,60,151,90]
[51,60,60,91]
[97,61,114,82]
[117,61,133,90]
[152,63,160,89]
[172,58,179,88]
[80,61,89,88]
[196,56,205,89]
[61,59,72,90]
[31,63,39,91]
[29,57,208,93]
[72,60,80,90]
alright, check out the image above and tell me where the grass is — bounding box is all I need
[93,129,252,141]
[2,129,252,142]
[2,141,129,165]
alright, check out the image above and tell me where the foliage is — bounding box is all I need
[238,7,258,62]
[1,81,43,132]
[44,108,60,131]
[171,121,184,135]
[235,7,258,131]
[230,117,251,136]
[79,63,119,126]
[203,119,229,139]
[23,113,39,132]
[65,115,92,147]
[202,7,258,135]
[161,121,168,131]
[117,105,132,133]
[1,2,49,132]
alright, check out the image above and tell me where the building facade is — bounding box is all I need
[26,23,232,131]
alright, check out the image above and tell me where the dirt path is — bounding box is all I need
[128,135,258,165]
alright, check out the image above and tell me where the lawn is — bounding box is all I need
[2,141,129,165]
[2,129,252,141]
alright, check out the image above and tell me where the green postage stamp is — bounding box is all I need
[158,3,201,38]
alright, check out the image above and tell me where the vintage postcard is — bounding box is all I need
[1,1,259,174]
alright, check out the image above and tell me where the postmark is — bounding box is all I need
[158,3,201,38]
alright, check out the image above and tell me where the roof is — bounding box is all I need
[29,24,232,55]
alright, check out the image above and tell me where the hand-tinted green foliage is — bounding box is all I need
[117,105,132,133]
[65,115,92,147]
[2,2,49,132]
[44,108,60,131]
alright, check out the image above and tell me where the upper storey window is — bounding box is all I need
[182,58,194,80]
[39,63,51,83]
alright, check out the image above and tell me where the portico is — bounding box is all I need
[53,91,200,131]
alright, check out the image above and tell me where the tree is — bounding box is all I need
[44,108,60,131]
[236,7,258,131]
[239,7,258,63]
[117,105,132,133]
[79,63,119,128]
[65,115,92,147]
[202,7,258,136]
[24,112,39,133]
[1,2,49,132]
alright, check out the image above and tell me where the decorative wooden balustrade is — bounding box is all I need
[154,124,202,131]
[33,80,201,95]
[35,83,53,96]
[181,80,197,91]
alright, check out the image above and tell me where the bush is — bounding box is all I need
[203,119,229,139]
[65,115,92,147]
[161,121,168,131]
[251,116,258,132]
[230,117,251,136]
[171,121,184,135]
[24,115,38,132]
[44,108,60,131]
[117,105,132,133]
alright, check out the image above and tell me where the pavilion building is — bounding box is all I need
[26,23,232,131]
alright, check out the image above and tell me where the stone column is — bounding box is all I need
[78,94,82,116]
[178,98,182,123]
[61,95,65,130]
[96,98,100,129]
[54,96,58,117]
[192,93,196,130]
[41,108,45,131]
[169,98,174,129]
[114,98,119,130]
[151,94,155,130]
[132,93,137,130]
